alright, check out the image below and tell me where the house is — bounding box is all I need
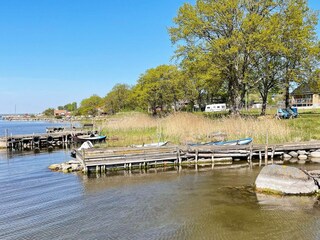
[54,109,70,117]
[291,84,320,108]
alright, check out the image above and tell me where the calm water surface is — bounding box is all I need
[1,121,320,240]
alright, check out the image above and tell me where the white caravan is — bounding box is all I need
[205,103,227,112]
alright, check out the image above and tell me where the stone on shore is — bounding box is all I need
[283,153,292,160]
[48,164,61,171]
[255,165,319,195]
[288,151,298,158]
[297,150,308,155]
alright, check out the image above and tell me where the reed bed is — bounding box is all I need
[99,112,298,146]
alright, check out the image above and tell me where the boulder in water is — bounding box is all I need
[255,165,319,195]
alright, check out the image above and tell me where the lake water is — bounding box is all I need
[1,121,320,240]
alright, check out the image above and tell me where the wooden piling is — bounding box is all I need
[259,151,262,166]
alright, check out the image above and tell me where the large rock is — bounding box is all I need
[255,165,319,195]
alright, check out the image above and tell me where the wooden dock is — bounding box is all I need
[75,141,320,173]
[0,130,92,150]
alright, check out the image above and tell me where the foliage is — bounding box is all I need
[103,84,132,114]
[43,108,54,116]
[63,102,77,112]
[132,65,183,115]
[78,95,103,116]
[169,0,319,115]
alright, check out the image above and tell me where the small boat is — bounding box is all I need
[131,141,168,148]
[189,138,252,146]
[73,134,106,143]
[71,141,94,158]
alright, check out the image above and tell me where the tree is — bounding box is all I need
[78,95,103,116]
[43,108,54,116]
[169,0,277,114]
[132,65,183,115]
[169,0,319,114]
[64,102,77,112]
[103,84,132,114]
[279,0,319,108]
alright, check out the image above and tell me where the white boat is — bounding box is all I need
[131,141,168,148]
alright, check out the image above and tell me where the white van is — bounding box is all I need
[205,103,227,112]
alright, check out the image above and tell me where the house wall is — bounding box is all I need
[312,94,320,107]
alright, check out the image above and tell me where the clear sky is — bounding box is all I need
[0,0,319,114]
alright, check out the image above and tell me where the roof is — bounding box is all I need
[291,84,317,95]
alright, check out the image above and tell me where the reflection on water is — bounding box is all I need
[256,193,320,211]
[1,148,320,239]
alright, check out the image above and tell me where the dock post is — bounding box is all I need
[265,146,268,166]
[259,151,262,166]
[249,144,253,168]
[129,163,132,170]
[96,165,100,173]
[195,149,198,164]
[211,150,215,168]
[271,146,275,164]
[177,148,182,165]
[265,130,269,166]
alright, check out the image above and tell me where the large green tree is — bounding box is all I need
[78,95,103,116]
[103,84,132,114]
[169,0,319,114]
[279,0,319,108]
[169,0,276,114]
[132,65,183,115]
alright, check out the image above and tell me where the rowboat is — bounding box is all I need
[73,134,106,143]
[189,137,252,146]
[131,141,168,148]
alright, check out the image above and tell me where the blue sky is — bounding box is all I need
[0,0,319,114]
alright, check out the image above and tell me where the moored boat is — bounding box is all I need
[131,141,168,148]
[71,141,94,158]
[73,134,106,143]
[189,137,252,146]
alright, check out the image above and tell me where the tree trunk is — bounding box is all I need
[228,77,241,115]
[285,83,290,108]
[260,93,268,116]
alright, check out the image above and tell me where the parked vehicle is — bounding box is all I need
[205,103,227,112]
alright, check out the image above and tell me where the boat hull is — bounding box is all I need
[189,138,252,146]
[73,135,106,143]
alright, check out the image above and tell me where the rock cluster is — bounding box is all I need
[255,165,320,195]
[48,160,83,173]
[282,149,320,164]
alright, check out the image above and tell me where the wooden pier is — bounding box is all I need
[75,141,320,173]
[0,130,92,150]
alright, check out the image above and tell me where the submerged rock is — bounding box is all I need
[255,165,319,195]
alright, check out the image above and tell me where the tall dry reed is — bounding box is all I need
[100,112,293,145]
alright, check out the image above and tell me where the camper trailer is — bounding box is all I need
[205,103,227,112]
